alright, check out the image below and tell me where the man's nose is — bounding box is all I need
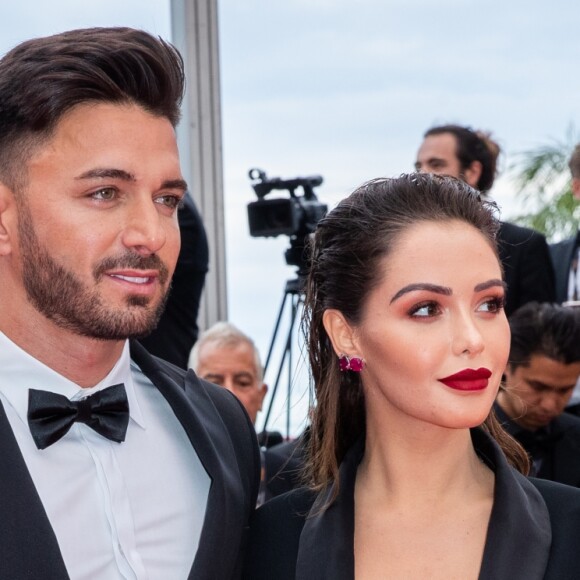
[121,197,167,255]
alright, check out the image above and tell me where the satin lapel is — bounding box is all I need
[131,342,245,580]
[475,429,551,580]
[295,439,363,580]
[0,401,69,579]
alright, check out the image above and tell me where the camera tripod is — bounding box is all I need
[260,277,306,438]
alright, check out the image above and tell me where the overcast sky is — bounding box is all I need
[2,1,579,435]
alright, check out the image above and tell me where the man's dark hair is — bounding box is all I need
[424,124,500,193]
[509,302,580,371]
[569,144,580,179]
[0,27,185,190]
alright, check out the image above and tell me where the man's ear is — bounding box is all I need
[0,183,17,256]
[322,309,359,357]
[258,383,268,411]
[572,177,580,200]
[463,160,483,189]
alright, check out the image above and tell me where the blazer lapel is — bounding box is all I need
[475,429,551,580]
[131,342,246,580]
[0,401,69,579]
[295,439,362,580]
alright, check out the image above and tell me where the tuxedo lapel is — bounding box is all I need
[131,342,247,580]
[0,401,69,579]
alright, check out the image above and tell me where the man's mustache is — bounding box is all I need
[94,254,170,285]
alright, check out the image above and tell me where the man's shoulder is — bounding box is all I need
[550,235,576,252]
[499,221,547,244]
[131,340,255,429]
[552,412,580,436]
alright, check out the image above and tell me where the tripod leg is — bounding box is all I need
[261,282,303,435]
[263,289,291,374]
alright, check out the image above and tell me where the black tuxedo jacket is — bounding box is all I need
[497,222,555,316]
[550,234,577,303]
[497,407,580,488]
[0,341,260,580]
[244,429,580,580]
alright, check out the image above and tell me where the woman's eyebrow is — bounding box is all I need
[390,283,452,304]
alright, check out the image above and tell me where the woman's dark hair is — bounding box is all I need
[0,27,185,190]
[302,173,529,497]
[424,124,500,193]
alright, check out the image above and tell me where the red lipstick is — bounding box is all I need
[438,368,492,391]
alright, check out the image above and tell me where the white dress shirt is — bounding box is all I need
[0,332,210,580]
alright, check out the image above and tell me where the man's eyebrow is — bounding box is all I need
[76,168,136,181]
[161,179,188,192]
[233,372,256,379]
[202,373,224,380]
[474,279,507,293]
[527,379,574,392]
[76,170,188,193]
[390,283,452,304]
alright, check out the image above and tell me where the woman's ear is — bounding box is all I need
[322,309,359,356]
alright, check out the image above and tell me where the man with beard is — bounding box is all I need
[0,28,259,580]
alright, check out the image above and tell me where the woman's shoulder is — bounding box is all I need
[243,487,317,580]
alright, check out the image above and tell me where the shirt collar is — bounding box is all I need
[0,331,146,429]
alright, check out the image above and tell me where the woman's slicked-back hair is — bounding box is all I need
[0,27,185,189]
[303,173,529,497]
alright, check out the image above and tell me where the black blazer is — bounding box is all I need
[497,222,555,316]
[549,235,577,303]
[496,404,580,488]
[244,428,580,580]
[0,341,260,580]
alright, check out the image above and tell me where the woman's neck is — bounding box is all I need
[357,423,493,511]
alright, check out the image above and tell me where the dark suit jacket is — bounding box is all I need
[550,234,577,303]
[497,221,555,316]
[0,341,260,580]
[496,404,580,487]
[244,428,580,580]
[264,428,309,498]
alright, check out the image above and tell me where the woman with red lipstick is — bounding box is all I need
[244,174,580,580]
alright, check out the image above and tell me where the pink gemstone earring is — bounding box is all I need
[338,354,365,372]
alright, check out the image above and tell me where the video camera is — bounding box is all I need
[247,168,328,275]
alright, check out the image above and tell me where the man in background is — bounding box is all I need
[189,321,280,445]
[550,144,580,304]
[415,124,555,315]
[495,302,580,486]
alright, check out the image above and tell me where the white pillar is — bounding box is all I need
[170,0,228,328]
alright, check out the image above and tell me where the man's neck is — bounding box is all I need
[1,320,125,388]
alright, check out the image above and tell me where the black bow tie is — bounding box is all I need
[27,383,130,450]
